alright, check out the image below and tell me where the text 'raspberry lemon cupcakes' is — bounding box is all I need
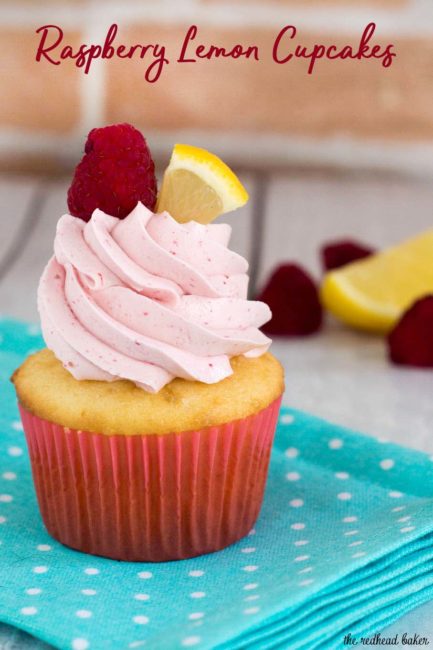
[12,125,285,562]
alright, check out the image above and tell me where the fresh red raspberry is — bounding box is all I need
[257,263,323,336]
[388,295,433,367]
[321,239,374,271]
[67,123,157,221]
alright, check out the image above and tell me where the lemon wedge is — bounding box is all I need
[321,230,433,333]
[156,144,248,224]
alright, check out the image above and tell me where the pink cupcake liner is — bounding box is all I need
[19,396,282,562]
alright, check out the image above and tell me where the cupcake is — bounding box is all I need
[12,124,284,562]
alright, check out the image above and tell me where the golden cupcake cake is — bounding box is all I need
[12,124,284,562]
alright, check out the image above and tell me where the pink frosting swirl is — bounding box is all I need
[38,202,272,392]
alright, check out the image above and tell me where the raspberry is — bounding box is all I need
[67,123,157,221]
[257,264,323,336]
[388,295,433,367]
[321,239,374,271]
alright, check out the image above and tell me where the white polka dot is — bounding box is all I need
[380,459,395,470]
[128,643,146,649]
[72,639,89,650]
[335,472,350,480]
[21,607,37,615]
[241,547,256,554]
[248,528,256,536]
[337,492,352,501]
[190,592,206,598]
[285,447,299,459]
[242,565,258,572]
[244,595,260,602]
[27,324,41,336]
[397,516,411,523]
[0,495,13,503]
[0,516,7,524]
[289,499,304,508]
[2,472,16,480]
[243,583,258,590]
[33,566,48,574]
[388,490,403,498]
[348,541,363,547]
[342,516,358,523]
[352,551,366,558]
[243,606,260,615]
[299,579,314,587]
[294,555,310,562]
[329,438,343,450]
[26,588,42,595]
[137,571,152,579]
[37,544,51,552]
[400,526,415,533]
[344,530,359,537]
[298,567,313,574]
[84,568,99,575]
[181,636,201,646]
[134,593,150,601]
[286,472,301,482]
[76,610,92,619]
[280,414,294,424]
[189,570,205,577]
[392,506,405,512]
[81,589,97,596]
[12,421,23,431]
[294,540,309,547]
[8,446,23,457]
[133,615,149,625]
[188,612,204,620]
[291,523,305,530]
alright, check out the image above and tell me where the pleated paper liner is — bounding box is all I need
[19,396,282,562]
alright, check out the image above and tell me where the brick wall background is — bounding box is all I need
[1,0,433,175]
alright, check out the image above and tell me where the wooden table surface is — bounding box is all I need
[1,170,433,647]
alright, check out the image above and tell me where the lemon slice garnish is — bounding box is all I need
[156,144,248,224]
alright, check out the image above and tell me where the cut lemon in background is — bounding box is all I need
[156,144,249,224]
[321,230,433,333]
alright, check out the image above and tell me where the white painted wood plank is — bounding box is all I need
[0,181,67,322]
[258,172,433,289]
[275,320,433,453]
[0,177,39,261]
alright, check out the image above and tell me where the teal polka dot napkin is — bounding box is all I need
[0,317,433,650]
